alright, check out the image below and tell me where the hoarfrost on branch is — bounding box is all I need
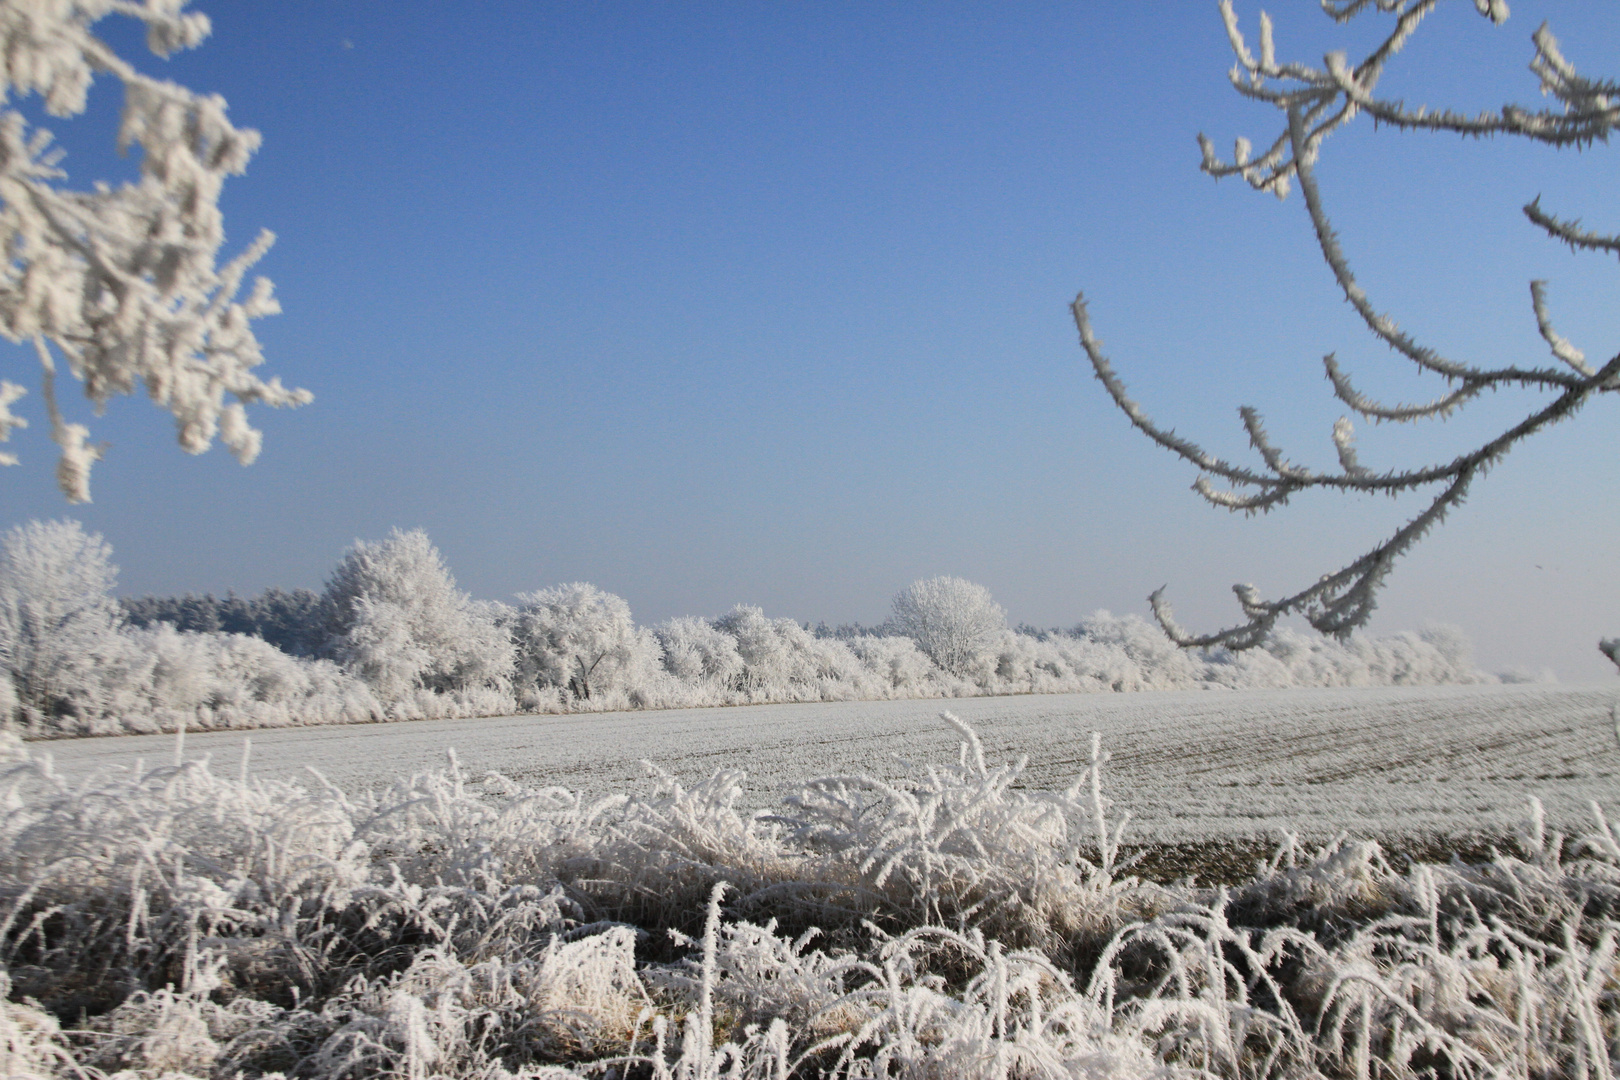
[1074,0,1620,649]
[0,0,309,501]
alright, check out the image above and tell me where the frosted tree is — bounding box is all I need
[1073,1,1620,648]
[0,0,308,501]
[655,614,745,688]
[890,576,1006,675]
[711,604,864,693]
[320,529,513,700]
[512,582,659,701]
[0,518,122,721]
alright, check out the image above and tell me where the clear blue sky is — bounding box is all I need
[3,1,1618,679]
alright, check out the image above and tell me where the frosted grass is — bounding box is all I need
[5,706,1620,1079]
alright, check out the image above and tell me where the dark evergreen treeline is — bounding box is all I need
[120,589,325,657]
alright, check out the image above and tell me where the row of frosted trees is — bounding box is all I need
[0,521,1500,736]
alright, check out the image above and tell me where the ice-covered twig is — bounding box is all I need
[1080,0,1620,648]
[0,1,310,500]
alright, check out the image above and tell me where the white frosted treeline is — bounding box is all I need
[1,716,1617,1079]
[0,521,385,736]
[514,601,1493,713]
[3,521,1500,738]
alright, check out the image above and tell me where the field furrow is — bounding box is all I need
[32,683,1620,845]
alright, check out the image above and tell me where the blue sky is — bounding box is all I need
[4,1,1619,679]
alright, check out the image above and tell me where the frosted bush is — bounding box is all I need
[890,576,1006,676]
[988,629,1126,693]
[991,617,1220,694]
[844,633,936,692]
[713,605,876,701]
[655,615,745,689]
[1259,623,1488,688]
[0,519,123,726]
[514,583,662,703]
[1066,612,1206,690]
[1354,624,1484,686]
[321,529,514,703]
[1256,625,1379,687]
[92,623,381,734]
[714,605,801,692]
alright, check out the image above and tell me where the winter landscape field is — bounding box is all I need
[7,0,1620,1075]
[39,682,1620,848]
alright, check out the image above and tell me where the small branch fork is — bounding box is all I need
[1075,0,1620,649]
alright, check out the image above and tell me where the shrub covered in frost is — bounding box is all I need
[844,633,936,692]
[889,575,1007,676]
[320,528,514,703]
[89,624,381,735]
[0,520,124,725]
[712,605,878,701]
[655,615,746,689]
[513,582,663,705]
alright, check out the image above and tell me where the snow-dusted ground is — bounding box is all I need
[36,682,1620,844]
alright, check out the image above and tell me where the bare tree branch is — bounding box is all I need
[1081,0,1620,649]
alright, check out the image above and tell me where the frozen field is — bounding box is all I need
[33,682,1620,845]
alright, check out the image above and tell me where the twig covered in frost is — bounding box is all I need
[1076,0,1620,648]
[0,0,310,501]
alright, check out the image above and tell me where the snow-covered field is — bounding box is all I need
[42,682,1618,845]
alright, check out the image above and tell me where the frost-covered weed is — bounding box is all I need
[0,971,75,1079]
[781,718,1148,955]
[5,713,1611,1078]
[1090,821,1620,1079]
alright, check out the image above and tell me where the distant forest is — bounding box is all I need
[121,589,323,657]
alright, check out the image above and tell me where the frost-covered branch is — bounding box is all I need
[0,1,309,501]
[1081,0,1620,648]
[1524,196,1620,260]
